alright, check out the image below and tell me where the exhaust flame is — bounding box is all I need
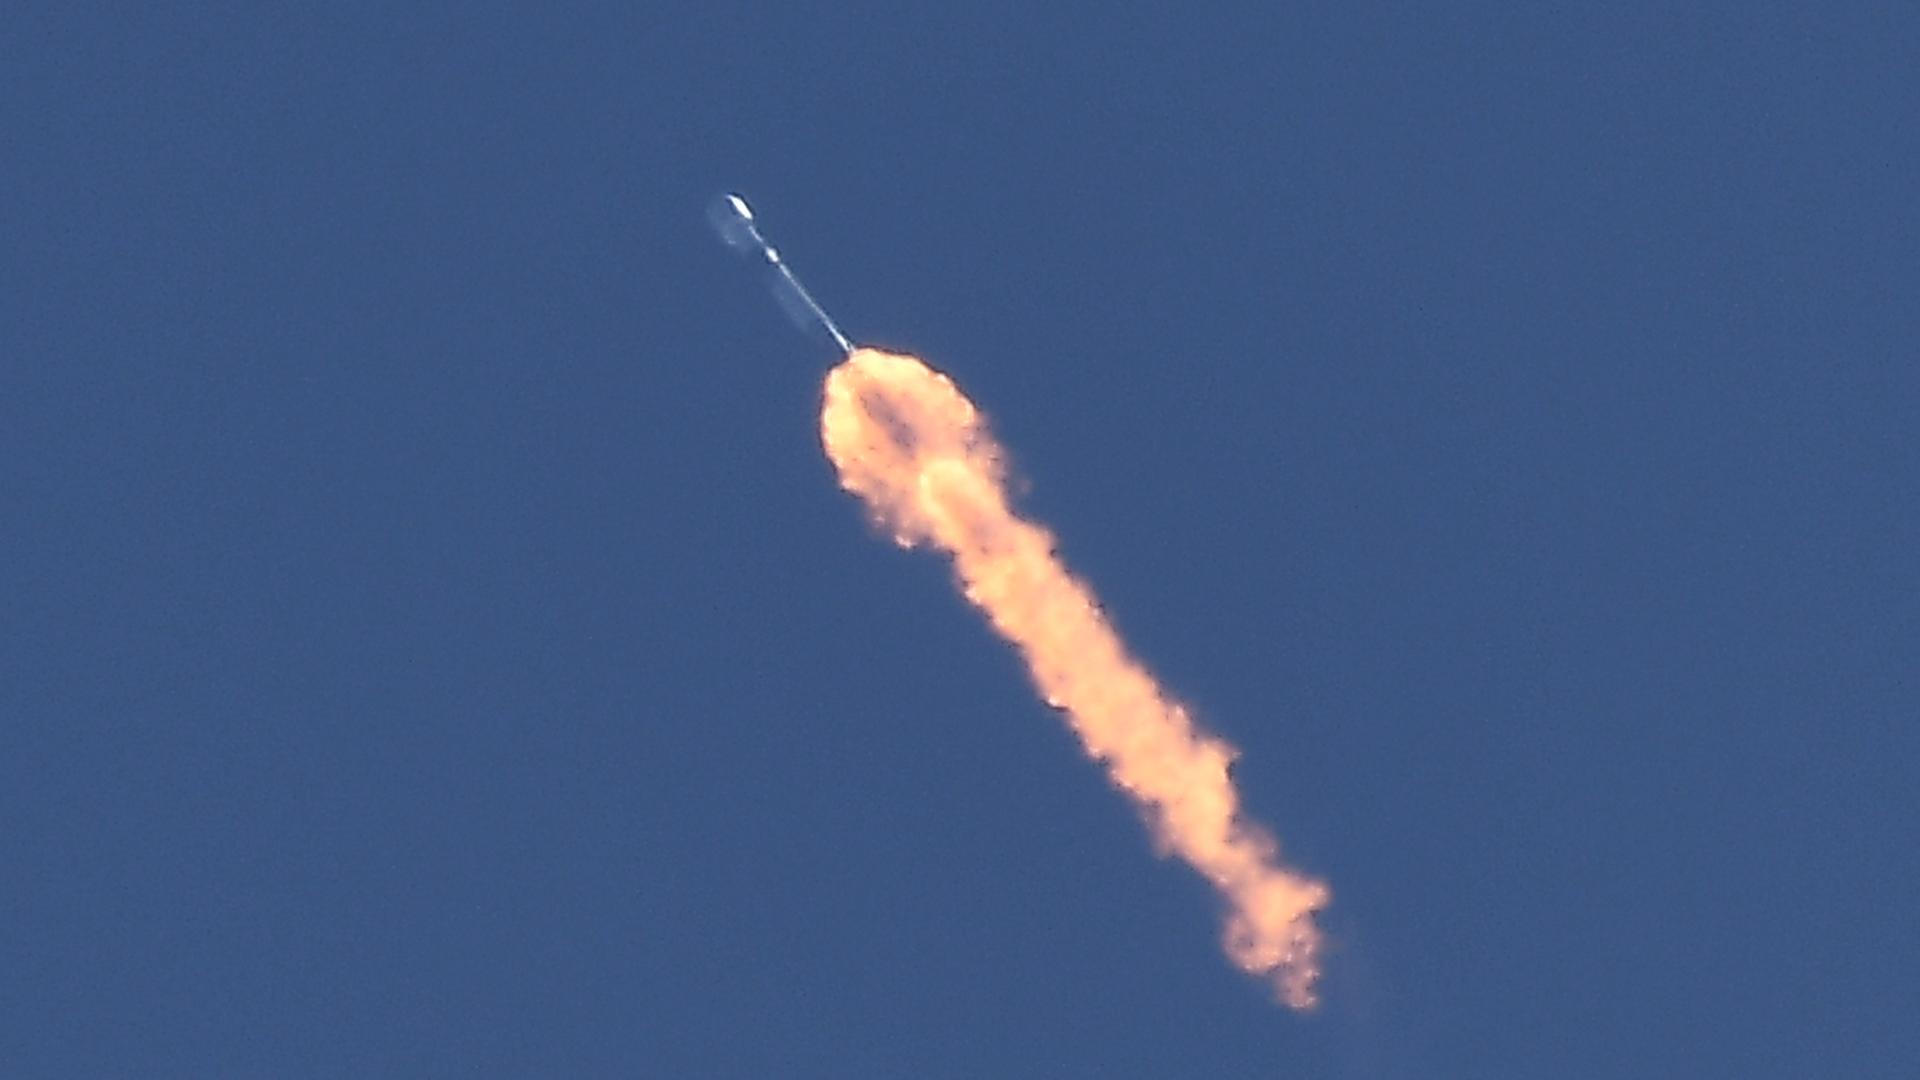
[820,348,1328,1008]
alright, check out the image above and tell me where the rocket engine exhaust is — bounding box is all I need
[820,348,1329,1008]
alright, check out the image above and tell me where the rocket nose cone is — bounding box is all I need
[707,192,760,253]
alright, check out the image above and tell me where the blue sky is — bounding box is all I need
[6,5,1916,1076]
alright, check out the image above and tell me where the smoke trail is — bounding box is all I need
[820,348,1328,1008]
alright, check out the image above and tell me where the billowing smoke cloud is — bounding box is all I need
[820,348,1328,1008]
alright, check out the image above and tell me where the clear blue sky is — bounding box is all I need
[6,5,1915,1077]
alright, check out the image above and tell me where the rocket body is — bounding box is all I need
[707,192,853,355]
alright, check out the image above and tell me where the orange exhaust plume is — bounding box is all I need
[820,348,1328,1008]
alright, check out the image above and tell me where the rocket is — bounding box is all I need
[707,192,853,355]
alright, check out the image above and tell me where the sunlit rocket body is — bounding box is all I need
[708,193,853,354]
